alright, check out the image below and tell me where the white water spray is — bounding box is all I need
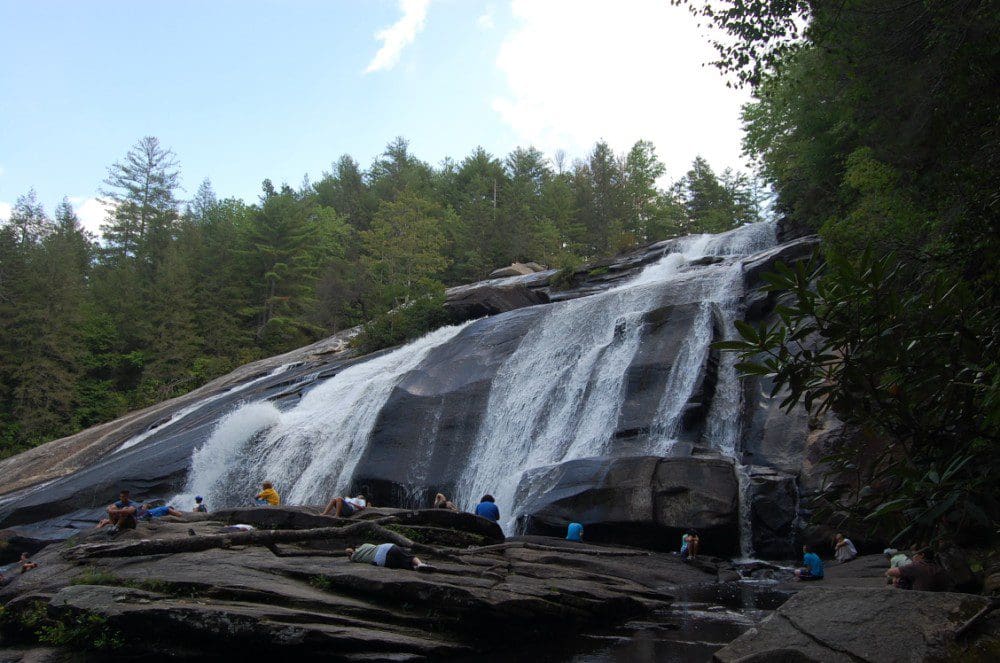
[180,322,473,508]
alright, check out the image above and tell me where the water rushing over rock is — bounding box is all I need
[455,222,777,530]
[0,220,819,560]
[180,322,475,508]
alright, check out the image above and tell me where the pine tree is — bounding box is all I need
[99,136,181,267]
[187,178,218,223]
[361,188,451,311]
[238,184,328,350]
[368,137,434,202]
[8,190,50,245]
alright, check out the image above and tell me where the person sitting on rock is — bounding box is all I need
[883,548,911,586]
[254,481,280,506]
[321,494,367,517]
[794,545,824,581]
[681,530,701,561]
[97,489,140,531]
[566,522,584,542]
[138,503,184,520]
[474,494,500,522]
[433,493,458,511]
[193,496,208,513]
[345,543,432,572]
[834,533,858,563]
[886,548,949,591]
[19,552,38,573]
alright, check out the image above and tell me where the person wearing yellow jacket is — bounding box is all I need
[255,481,280,506]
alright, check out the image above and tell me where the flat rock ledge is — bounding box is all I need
[0,507,716,661]
[713,586,999,663]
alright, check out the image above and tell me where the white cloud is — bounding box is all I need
[69,196,114,237]
[493,0,751,178]
[0,201,11,223]
[0,164,6,177]
[364,0,431,74]
[477,7,495,30]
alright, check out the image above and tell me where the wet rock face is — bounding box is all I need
[352,301,730,510]
[614,302,723,449]
[350,306,546,508]
[747,467,801,559]
[513,455,740,555]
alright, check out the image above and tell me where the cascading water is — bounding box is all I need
[456,222,777,531]
[177,221,778,552]
[179,322,473,508]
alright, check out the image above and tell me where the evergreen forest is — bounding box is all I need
[0,138,763,459]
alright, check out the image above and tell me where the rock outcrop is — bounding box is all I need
[0,508,718,660]
[713,586,999,663]
[513,455,740,555]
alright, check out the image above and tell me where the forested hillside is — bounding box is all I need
[0,138,763,458]
[681,0,999,544]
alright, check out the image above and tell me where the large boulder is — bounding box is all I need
[514,455,740,554]
[488,262,536,278]
[747,467,801,559]
[444,276,550,321]
[713,586,997,662]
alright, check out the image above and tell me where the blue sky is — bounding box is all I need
[0,0,750,234]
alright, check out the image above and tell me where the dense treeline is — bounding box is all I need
[685,0,999,543]
[0,137,764,458]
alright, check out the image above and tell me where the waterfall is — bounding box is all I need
[175,221,779,548]
[179,322,473,508]
[456,222,777,530]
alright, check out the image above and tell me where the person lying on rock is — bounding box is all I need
[97,490,140,531]
[19,552,38,573]
[793,545,824,581]
[138,503,184,520]
[886,548,949,591]
[433,493,458,511]
[834,533,858,563]
[193,495,208,513]
[321,494,367,517]
[254,481,280,506]
[475,494,500,522]
[345,543,433,572]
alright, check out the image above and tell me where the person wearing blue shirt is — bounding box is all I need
[100,489,140,531]
[794,545,824,581]
[566,522,584,542]
[474,494,500,522]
